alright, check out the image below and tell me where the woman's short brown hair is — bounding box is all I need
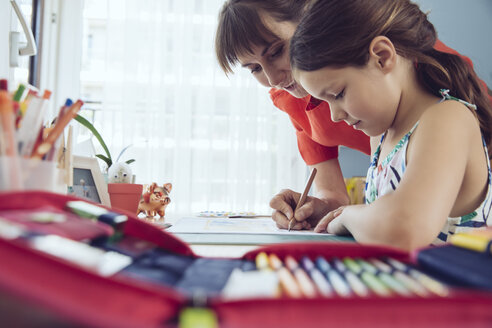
[215,0,309,74]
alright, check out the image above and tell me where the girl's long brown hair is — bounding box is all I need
[290,0,492,156]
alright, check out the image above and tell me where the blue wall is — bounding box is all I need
[340,0,492,178]
[418,0,492,86]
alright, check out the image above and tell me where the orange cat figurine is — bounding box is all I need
[137,182,172,218]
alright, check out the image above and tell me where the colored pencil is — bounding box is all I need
[288,168,317,231]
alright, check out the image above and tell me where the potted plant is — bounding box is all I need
[75,114,143,214]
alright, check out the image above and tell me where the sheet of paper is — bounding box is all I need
[168,216,333,236]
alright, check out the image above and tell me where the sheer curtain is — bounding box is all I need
[87,0,306,215]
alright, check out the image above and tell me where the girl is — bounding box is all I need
[289,0,492,250]
[215,0,492,234]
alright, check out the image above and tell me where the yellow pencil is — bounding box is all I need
[450,233,492,254]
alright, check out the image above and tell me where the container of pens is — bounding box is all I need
[0,156,65,192]
[0,79,82,193]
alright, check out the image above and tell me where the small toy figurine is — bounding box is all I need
[108,162,133,183]
[137,182,172,218]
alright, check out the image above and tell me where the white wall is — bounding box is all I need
[417,0,492,86]
[0,0,12,80]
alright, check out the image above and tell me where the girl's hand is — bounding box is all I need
[314,206,349,234]
[269,189,334,230]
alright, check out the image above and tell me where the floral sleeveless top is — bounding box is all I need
[364,122,492,245]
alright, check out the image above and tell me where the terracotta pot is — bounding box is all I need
[107,183,143,215]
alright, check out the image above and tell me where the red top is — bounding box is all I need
[269,89,370,165]
[270,40,492,165]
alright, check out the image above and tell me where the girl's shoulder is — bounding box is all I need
[407,99,481,160]
[418,99,479,134]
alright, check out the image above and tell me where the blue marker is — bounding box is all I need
[301,256,333,297]
[315,256,352,297]
[331,257,370,297]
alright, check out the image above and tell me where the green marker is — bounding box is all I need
[370,258,429,297]
[66,200,128,241]
[385,257,449,297]
[357,258,411,296]
[13,84,26,102]
[343,257,391,297]
[179,308,217,328]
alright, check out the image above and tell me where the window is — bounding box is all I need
[78,0,305,214]
[10,0,37,87]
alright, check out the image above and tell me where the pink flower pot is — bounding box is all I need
[107,183,143,215]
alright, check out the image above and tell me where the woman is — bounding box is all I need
[215,0,492,230]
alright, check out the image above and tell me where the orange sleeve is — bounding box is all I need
[295,129,338,165]
[270,88,341,164]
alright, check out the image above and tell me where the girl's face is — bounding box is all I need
[294,63,401,136]
[237,14,309,98]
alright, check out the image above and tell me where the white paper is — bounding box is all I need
[168,216,333,236]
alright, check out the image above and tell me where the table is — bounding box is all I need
[163,215,354,258]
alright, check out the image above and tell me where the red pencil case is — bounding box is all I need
[0,191,491,328]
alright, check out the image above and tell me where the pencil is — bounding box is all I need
[0,90,22,189]
[385,257,449,297]
[268,253,302,298]
[356,258,412,296]
[288,168,317,231]
[31,100,83,159]
[0,91,17,157]
[65,125,73,186]
[369,258,429,297]
[320,257,357,297]
[343,257,391,297]
[255,252,271,271]
[284,255,317,298]
[450,232,492,254]
[301,256,333,297]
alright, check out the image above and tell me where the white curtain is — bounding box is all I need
[87,0,306,215]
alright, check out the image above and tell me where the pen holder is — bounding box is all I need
[0,156,66,193]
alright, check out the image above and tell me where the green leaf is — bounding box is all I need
[95,154,112,168]
[125,159,135,165]
[74,114,112,163]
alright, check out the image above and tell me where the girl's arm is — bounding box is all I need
[316,101,485,250]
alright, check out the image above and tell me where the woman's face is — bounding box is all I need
[237,14,309,98]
